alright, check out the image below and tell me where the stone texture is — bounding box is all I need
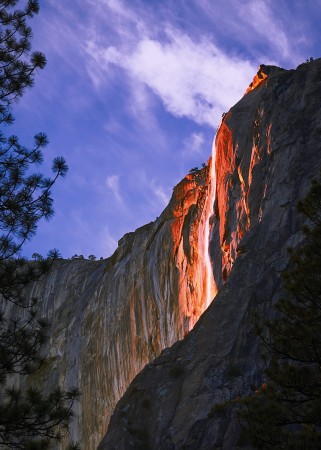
[99,58,321,449]
[16,160,216,448]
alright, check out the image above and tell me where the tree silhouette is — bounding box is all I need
[238,176,321,449]
[0,1,79,448]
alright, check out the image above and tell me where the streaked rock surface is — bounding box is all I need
[99,59,321,449]
[19,159,216,448]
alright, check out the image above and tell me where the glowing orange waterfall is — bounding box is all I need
[168,131,220,334]
[204,136,218,308]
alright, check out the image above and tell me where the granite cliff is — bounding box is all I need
[10,58,321,449]
[18,152,216,447]
[99,58,321,449]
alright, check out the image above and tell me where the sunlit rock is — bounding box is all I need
[18,159,216,448]
[245,64,282,94]
[99,58,321,449]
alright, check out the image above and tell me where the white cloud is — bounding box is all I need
[152,185,170,208]
[198,0,304,66]
[236,0,292,61]
[106,174,123,204]
[87,31,255,126]
[56,0,308,130]
[131,170,170,212]
[182,132,205,157]
[125,81,167,149]
[100,226,118,256]
[42,0,308,123]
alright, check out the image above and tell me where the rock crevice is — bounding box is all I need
[99,58,321,449]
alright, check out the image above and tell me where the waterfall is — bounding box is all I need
[204,128,220,307]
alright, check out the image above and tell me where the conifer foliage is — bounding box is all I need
[239,177,321,448]
[0,1,79,448]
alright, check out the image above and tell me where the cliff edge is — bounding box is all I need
[99,58,321,449]
[18,158,216,448]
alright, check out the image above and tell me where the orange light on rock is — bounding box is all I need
[245,65,269,94]
[168,147,217,333]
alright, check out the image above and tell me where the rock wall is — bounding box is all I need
[18,159,216,448]
[99,59,321,449]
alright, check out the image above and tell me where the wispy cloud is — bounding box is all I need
[124,81,168,150]
[182,132,205,157]
[42,0,306,130]
[20,0,319,259]
[87,32,255,126]
[100,226,118,255]
[130,169,170,213]
[236,0,292,62]
[82,0,309,121]
[106,174,123,205]
[198,0,305,66]
[152,184,170,209]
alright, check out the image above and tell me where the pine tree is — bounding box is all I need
[238,177,321,449]
[0,1,80,448]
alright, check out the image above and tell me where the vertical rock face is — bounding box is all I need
[99,59,321,449]
[18,161,216,448]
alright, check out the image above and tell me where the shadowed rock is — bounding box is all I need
[14,161,216,448]
[99,58,321,449]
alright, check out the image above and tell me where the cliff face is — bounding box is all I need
[99,58,321,449]
[19,158,216,448]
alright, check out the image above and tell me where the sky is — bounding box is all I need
[11,0,321,259]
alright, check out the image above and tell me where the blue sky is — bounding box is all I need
[12,0,321,259]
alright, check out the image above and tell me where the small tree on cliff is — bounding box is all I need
[238,176,321,448]
[0,1,79,448]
